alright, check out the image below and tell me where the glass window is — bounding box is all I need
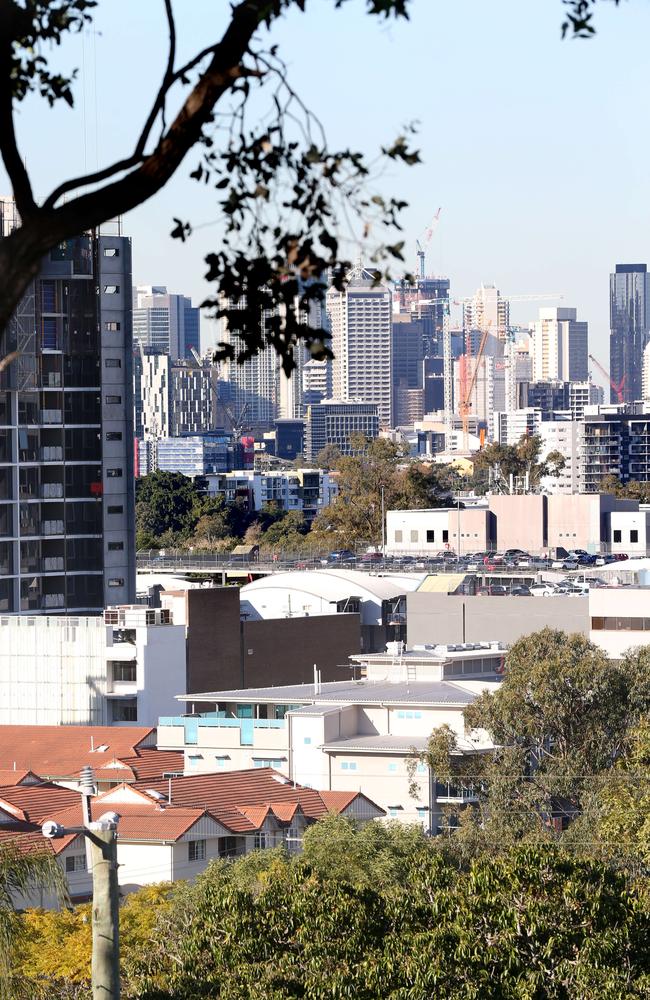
[394,530,402,543]
[108,578,124,588]
[254,832,269,850]
[107,468,123,478]
[613,530,622,543]
[631,530,639,543]
[111,662,136,682]
[106,431,122,441]
[388,763,397,772]
[108,541,124,551]
[303,737,311,745]
[426,529,435,543]
[105,321,121,332]
[389,808,397,817]
[442,529,449,543]
[410,530,418,542]
[103,285,120,294]
[104,358,121,368]
[188,840,206,862]
[107,505,123,514]
[591,617,604,630]
[65,854,87,873]
[105,395,122,404]
[103,247,119,258]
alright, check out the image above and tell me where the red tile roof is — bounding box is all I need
[0,769,40,786]
[51,799,207,843]
[0,726,156,781]
[0,782,81,824]
[118,749,184,781]
[134,768,384,833]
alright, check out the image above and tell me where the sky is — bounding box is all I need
[3,0,650,369]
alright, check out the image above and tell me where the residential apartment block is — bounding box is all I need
[531,307,588,383]
[138,353,218,441]
[0,218,134,613]
[203,468,337,522]
[132,285,199,359]
[305,400,379,461]
[158,644,501,829]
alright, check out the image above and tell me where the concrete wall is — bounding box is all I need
[407,592,589,647]
[242,613,360,687]
[590,587,650,659]
[488,495,547,552]
[385,508,491,554]
[610,511,650,555]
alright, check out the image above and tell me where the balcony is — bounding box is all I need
[158,715,286,749]
[435,782,479,804]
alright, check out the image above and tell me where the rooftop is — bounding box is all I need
[177,677,497,707]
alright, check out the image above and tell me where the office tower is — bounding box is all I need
[423,356,445,413]
[396,276,450,356]
[0,223,135,613]
[302,358,332,408]
[391,315,424,425]
[305,401,379,462]
[643,342,650,402]
[132,285,200,359]
[463,284,510,345]
[569,380,603,419]
[454,354,505,440]
[139,354,217,440]
[531,307,588,383]
[610,264,650,404]
[504,342,533,410]
[328,266,392,427]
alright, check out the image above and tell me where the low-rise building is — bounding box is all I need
[203,469,337,522]
[589,586,650,659]
[305,400,379,461]
[0,769,383,904]
[0,606,186,726]
[159,644,501,829]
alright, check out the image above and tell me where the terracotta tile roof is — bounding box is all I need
[117,749,184,781]
[0,782,81,824]
[319,790,359,811]
[0,819,79,855]
[0,769,40,786]
[50,797,207,843]
[134,768,384,833]
[0,726,156,781]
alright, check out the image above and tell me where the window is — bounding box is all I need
[187,753,203,768]
[285,826,302,854]
[426,529,435,543]
[389,808,397,817]
[417,763,427,774]
[112,662,136,682]
[108,578,124,588]
[442,529,449,543]
[303,737,312,745]
[105,395,122,404]
[410,530,418,542]
[631,530,639,543]
[394,530,403,543]
[388,763,397,772]
[254,832,269,850]
[107,468,123,478]
[613,529,622,543]
[106,431,122,441]
[105,321,121,331]
[107,505,123,514]
[103,285,120,294]
[104,358,121,368]
[417,808,427,820]
[341,761,357,771]
[188,839,206,862]
[108,541,124,551]
[103,247,119,257]
[253,758,285,768]
[66,854,87,873]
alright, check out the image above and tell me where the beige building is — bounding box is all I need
[159,645,502,830]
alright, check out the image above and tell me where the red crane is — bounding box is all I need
[588,353,625,404]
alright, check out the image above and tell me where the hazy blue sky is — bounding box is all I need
[3,0,650,367]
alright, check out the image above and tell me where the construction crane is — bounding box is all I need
[460,326,491,452]
[415,208,442,278]
[589,353,625,404]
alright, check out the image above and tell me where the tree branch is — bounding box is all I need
[0,25,36,218]
[44,0,179,210]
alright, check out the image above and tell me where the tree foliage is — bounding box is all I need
[472,433,566,492]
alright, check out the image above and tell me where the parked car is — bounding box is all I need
[567,549,596,565]
[530,583,557,597]
[511,585,532,596]
[503,548,530,559]
[361,551,383,563]
[327,549,356,563]
[478,584,507,596]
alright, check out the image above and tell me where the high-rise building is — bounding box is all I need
[302,358,332,409]
[0,223,135,613]
[423,356,445,414]
[305,400,379,462]
[463,284,510,345]
[328,266,392,427]
[531,307,588,383]
[610,264,650,404]
[132,285,200,359]
[396,276,450,356]
[454,354,505,440]
[642,342,650,402]
[391,315,424,425]
[138,354,218,441]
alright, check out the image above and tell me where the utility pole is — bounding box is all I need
[42,768,121,1000]
[380,485,386,556]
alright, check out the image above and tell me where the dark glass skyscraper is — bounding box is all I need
[610,264,650,403]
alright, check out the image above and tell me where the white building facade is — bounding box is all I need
[0,606,186,726]
[531,307,588,383]
[328,267,392,427]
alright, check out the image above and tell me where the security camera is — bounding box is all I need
[42,820,64,839]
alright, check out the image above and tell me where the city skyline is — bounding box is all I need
[1,0,649,369]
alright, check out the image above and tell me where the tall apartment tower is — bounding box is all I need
[610,264,650,404]
[531,307,589,383]
[132,285,200,359]
[138,354,218,441]
[463,284,510,345]
[328,266,392,427]
[396,276,450,357]
[0,217,135,613]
